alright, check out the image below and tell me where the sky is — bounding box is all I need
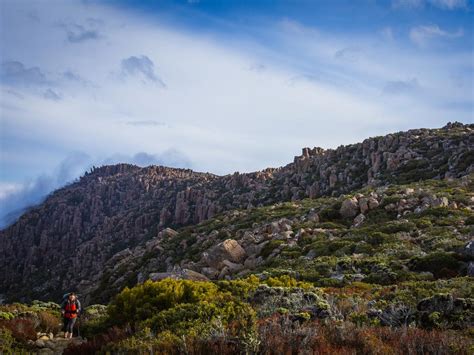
[0,0,473,227]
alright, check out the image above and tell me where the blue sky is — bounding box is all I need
[0,0,473,227]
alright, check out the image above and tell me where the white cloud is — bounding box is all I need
[383,78,419,95]
[0,0,472,190]
[120,55,166,87]
[409,25,463,46]
[393,0,468,9]
[380,27,394,41]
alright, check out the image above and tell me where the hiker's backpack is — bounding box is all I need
[62,293,80,308]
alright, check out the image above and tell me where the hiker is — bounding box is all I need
[60,292,81,339]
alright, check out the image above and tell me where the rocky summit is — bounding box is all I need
[0,122,472,305]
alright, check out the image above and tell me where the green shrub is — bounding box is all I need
[108,279,254,335]
[411,252,462,278]
[465,215,474,226]
[260,240,284,258]
[0,312,14,321]
[380,222,416,234]
[0,328,14,353]
[319,203,342,221]
[366,232,391,246]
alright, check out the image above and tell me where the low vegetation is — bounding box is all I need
[1,176,473,353]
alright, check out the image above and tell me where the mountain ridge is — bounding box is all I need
[0,122,473,304]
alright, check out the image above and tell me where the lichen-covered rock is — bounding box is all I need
[340,197,359,218]
[202,239,247,270]
[353,213,365,227]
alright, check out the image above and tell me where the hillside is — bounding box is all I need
[1,175,473,353]
[0,122,473,353]
[0,122,473,304]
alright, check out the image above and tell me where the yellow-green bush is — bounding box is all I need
[108,279,254,335]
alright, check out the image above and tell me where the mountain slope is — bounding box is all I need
[0,122,472,303]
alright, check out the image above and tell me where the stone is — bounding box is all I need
[467,262,474,277]
[461,241,474,258]
[367,197,379,209]
[218,266,229,280]
[352,213,365,228]
[329,172,337,187]
[340,197,359,218]
[245,256,263,269]
[351,273,365,281]
[358,198,369,214]
[306,250,317,260]
[222,259,244,273]
[203,239,247,269]
[431,197,449,208]
[245,241,269,257]
[307,211,320,223]
[201,267,219,279]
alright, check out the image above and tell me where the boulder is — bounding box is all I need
[218,266,230,280]
[431,197,449,208]
[245,241,269,257]
[467,261,474,277]
[307,210,320,223]
[203,239,247,269]
[461,241,474,258]
[222,259,244,273]
[352,213,365,228]
[200,267,219,279]
[340,197,359,218]
[159,227,179,239]
[358,198,369,214]
[368,197,379,209]
[244,256,263,269]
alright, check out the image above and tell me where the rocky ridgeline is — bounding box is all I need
[0,122,472,303]
[98,174,473,298]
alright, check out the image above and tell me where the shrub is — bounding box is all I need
[366,232,391,246]
[108,279,254,335]
[0,312,14,320]
[0,328,14,353]
[380,221,416,234]
[319,203,342,221]
[260,240,284,258]
[37,311,61,333]
[411,252,462,278]
[465,215,474,225]
[63,326,129,355]
[0,318,36,342]
[264,275,312,289]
